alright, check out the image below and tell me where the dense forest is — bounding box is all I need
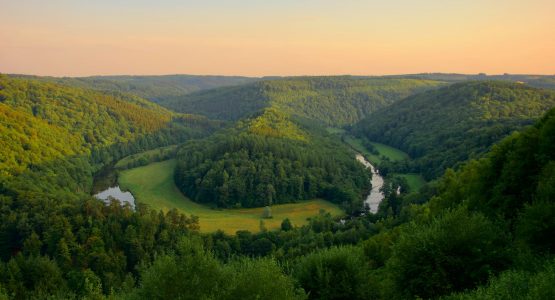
[0,76,222,178]
[0,73,554,299]
[174,109,370,212]
[354,81,555,179]
[10,74,256,103]
[391,73,555,90]
[159,76,444,126]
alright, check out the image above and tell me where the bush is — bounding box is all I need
[293,246,375,300]
[386,207,510,299]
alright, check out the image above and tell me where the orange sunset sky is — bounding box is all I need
[1,0,554,77]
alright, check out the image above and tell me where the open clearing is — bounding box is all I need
[393,173,426,192]
[119,159,344,234]
[344,136,408,164]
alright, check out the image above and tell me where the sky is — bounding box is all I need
[1,0,554,77]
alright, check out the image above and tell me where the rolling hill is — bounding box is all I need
[158,76,444,126]
[0,75,219,181]
[391,73,555,90]
[9,74,257,103]
[174,108,371,212]
[354,81,555,179]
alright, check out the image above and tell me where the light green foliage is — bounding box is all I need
[0,75,173,176]
[248,108,307,141]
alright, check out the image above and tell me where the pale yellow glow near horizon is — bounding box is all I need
[1,0,554,77]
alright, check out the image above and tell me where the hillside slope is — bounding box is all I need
[159,76,444,126]
[9,74,257,103]
[0,75,217,178]
[354,81,555,179]
[392,73,555,90]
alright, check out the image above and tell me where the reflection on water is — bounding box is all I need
[94,186,135,208]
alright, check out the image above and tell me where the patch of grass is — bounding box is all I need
[343,136,382,164]
[369,141,409,162]
[393,173,426,192]
[119,159,344,234]
[343,136,409,165]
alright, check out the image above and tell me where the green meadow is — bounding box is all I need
[343,135,408,164]
[393,173,427,192]
[119,159,344,234]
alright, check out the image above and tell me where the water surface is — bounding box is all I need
[356,154,384,213]
[94,186,135,208]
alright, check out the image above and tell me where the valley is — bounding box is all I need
[1,73,554,300]
[3,1,555,298]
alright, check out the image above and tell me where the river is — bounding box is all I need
[356,154,385,213]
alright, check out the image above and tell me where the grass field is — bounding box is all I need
[393,173,426,192]
[344,136,408,164]
[370,141,409,161]
[119,159,344,234]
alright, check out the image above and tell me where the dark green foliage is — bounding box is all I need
[126,238,225,300]
[443,259,555,300]
[126,238,305,300]
[516,200,555,253]
[281,218,293,231]
[393,73,555,90]
[293,246,375,300]
[174,128,370,211]
[2,73,555,299]
[161,76,443,126]
[355,81,555,179]
[386,207,510,299]
[431,108,555,223]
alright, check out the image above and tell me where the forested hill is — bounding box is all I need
[391,73,555,90]
[0,75,218,178]
[9,74,257,103]
[175,108,370,212]
[158,76,444,126]
[354,81,555,179]
[363,108,555,299]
